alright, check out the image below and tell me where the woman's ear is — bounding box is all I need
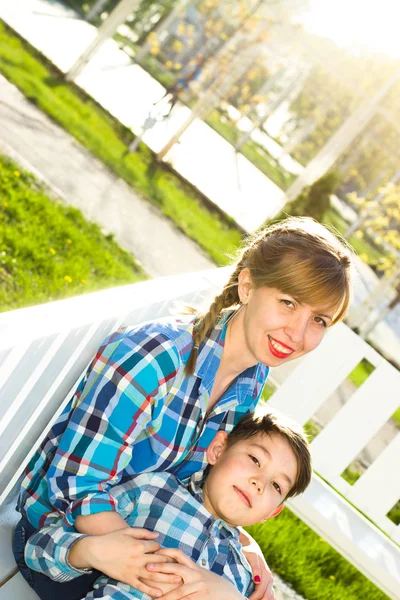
[237,268,253,305]
[206,431,228,465]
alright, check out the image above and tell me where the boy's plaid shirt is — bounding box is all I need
[18,314,267,530]
[25,472,255,599]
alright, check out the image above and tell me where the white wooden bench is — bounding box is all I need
[0,270,399,599]
[0,270,223,598]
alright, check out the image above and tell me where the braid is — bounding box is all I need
[184,260,246,376]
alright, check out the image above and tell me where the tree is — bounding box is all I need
[279,171,338,222]
[347,180,400,273]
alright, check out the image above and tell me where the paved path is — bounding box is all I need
[0,75,213,278]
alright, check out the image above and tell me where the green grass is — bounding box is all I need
[0,20,242,266]
[347,358,375,387]
[303,419,321,443]
[246,509,390,600]
[392,408,400,428]
[0,154,145,310]
[240,141,295,190]
[387,500,400,526]
[261,381,277,403]
[341,465,363,486]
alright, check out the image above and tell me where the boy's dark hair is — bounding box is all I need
[227,411,312,499]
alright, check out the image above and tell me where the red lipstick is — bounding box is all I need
[267,336,294,359]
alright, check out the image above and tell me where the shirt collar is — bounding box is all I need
[193,312,268,403]
[187,472,240,539]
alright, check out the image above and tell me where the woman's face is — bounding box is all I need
[237,269,334,368]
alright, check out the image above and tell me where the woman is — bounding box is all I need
[13,217,353,600]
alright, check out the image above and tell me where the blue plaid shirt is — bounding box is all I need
[18,314,267,530]
[25,472,254,599]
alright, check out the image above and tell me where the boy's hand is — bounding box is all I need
[239,531,276,600]
[147,548,244,600]
[69,528,179,598]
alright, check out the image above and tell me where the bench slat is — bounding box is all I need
[0,501,20,583]
[269,323,368,423]
[0,571,38,599]
[288,475,400,600]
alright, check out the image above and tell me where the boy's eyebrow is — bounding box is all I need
[250,442,294,488]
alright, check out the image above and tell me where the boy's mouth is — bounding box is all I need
[233,486,252,508]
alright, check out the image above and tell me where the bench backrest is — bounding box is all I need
[0,270,224,507]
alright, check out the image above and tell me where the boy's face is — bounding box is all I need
[202,431,297,527]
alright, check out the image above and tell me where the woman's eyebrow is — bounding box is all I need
[318,312,333,320]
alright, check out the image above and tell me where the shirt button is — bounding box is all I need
[201,559,207,566]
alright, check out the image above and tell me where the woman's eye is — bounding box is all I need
[272,482,282,494]
[280,299,295,308]
[314,317,327,328]
[250,455,260,467]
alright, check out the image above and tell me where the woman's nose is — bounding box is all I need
[285,313,308,342]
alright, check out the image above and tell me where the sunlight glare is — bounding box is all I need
[305,0,400,58]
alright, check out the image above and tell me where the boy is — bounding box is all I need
[25,411,312,599]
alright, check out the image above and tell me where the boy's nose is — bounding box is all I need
[251,478,263,493]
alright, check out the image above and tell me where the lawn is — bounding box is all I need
[347,357,375,387]
[0,20,242,267]
[0,154,145,310]
[246,509,389,600]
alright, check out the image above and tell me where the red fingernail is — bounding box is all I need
[254,576,261,583]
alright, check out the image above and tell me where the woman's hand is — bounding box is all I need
[239,530,276,600]
[146,548,244,600]
[69,528,180,598]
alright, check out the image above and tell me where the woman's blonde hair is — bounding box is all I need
[185,217,354,375]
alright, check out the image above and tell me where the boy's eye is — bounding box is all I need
[272,481,282,494]
[249,455,260,467]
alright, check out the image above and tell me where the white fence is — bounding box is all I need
[269,323,400,544]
